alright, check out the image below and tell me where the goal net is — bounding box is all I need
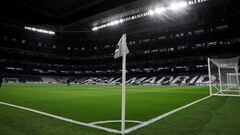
[2,78,19,84]
[208,57,240,97]
[227,73,240,90]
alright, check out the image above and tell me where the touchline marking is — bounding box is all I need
[124,95,212,134]
[0,102,121,134]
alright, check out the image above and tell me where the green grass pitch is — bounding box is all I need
[0,84,240,135]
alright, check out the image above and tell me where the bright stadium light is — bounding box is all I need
[24,26,55,35]
[169,1,188,11]
[169,3,179,10]
[113,20,120,25]
[110,21,115,26]
[91,0,205,31]
[120,19,124,23]
[178,1,188,8]
[92,27,98,31]
[155,7,166,14]
[148,9,155,16]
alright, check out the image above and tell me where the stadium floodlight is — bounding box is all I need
[169,3,179,10]
[120,19,124,23]
[178,1,188,7]
[24,26,55,35]
[148,9,155,16]
[109,20,122,26]
[106,23,111,27]
[169,1,188,11]
[113,20,120,25]
[110,21,115,26]
[92,0,200,31]
[92,27,98,31]
[155,7,166,14]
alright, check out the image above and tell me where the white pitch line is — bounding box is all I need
[124,95,212,134]
[0,102,121,134]
[212,94,240,97]
[89,120,144,125]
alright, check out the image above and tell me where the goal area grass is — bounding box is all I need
[0,84,240,135]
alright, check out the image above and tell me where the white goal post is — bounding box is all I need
[2,78,19,83]
[208,57,240,97]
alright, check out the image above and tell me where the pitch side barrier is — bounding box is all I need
[82,75,212,86]
[2,75,212,86]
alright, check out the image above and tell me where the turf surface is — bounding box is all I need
[0,84,239,135]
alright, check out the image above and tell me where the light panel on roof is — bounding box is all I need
[92,0,208,31]
[24,26,55,35]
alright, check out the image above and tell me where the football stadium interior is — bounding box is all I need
[0,0,240,135]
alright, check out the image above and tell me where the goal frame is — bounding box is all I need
[208,57,240,97]
[2,78,19,84]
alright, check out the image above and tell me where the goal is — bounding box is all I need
[227,73,240,90]
[208,57,240,97]
[2,78,19,84]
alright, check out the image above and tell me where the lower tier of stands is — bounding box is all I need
[1,74,211,86]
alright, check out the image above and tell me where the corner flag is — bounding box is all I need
[114,34,128,134]
[114,34,129,59]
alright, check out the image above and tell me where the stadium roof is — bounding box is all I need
[0,0,239,38]
[0,0,136,24]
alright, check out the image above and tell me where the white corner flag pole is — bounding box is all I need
[114,34,128,135]
[121,51,126,135]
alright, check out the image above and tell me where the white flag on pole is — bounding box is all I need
[114,34,129,59]
[114,34,128,134]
